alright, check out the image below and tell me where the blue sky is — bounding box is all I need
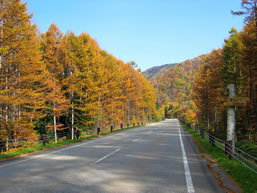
[25,0,244,71]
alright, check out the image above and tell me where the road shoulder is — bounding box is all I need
[181,125,242,193]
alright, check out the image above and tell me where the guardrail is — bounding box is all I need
[182,121,257,174]
[0,122,146,153]
[0,130,83,152]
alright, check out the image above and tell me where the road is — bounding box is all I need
[0,119,225,193]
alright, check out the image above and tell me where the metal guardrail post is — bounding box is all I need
[42,134,48,146]
[225,140,233,160]
[200,128,204,138]
[209,129,215,146]
[97,128,100,135]
[75,130,81,139]
[209,133,215,146]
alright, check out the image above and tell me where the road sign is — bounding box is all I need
[224,97,249,107]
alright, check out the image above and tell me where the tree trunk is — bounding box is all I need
[122,104,125,124]
[54,103,57,143]
[206,76,210,131]
[71,90,74,140]
[6,105,8,151]
[127,100,130,126]
[5,65,9,151]
[142,107,145,123]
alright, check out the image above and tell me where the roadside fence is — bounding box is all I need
[181,121,257,175]
[0,121,146,153]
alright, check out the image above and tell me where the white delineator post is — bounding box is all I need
[227,84,236,156]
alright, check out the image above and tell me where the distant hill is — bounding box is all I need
[143,55,207,106]
[142,63,176,80]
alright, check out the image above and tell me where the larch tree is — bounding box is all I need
[59,32,79,140]
[233,0,257,133]
[193,50,224,131]
[40,24,69,142]
[0,0,44,149]
[221,28,243,85]
[0,0,158,154]
[99,51,122,130]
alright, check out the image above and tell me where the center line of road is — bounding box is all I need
[95,149,120,164]
[132,138,141,142]
[178,126,195,193]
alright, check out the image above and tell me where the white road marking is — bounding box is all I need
[95,149,120,164]
[178,126,195,193]
[0,124,153,169]
[146,131,152,134]
[0,130,131,169]
[132,138,141,142]
[160,143,169,146]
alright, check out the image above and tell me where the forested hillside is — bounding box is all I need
[143,55,208,132]
[148,55,207,106]
[0,0,158,152]
[145,0,257,143]
[142,63,176,80]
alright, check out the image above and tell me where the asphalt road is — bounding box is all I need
[0,119,225,193]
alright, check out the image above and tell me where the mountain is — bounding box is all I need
[142,63,176,80]
[143,55,207,106]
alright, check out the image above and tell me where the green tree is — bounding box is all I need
[221,28,243,85]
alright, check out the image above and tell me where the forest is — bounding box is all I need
[1,0,257,157]
[0,0,160,153]
[149,1,257,148]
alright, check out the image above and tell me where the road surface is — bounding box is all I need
[0,119,225,193]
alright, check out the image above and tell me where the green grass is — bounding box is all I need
[181,123,257,193]
[236,140,257,158]
[0,123,151,161]
[0,135,98,160]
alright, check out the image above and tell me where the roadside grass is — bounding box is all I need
[236,140,257,158]
[0,123,151,161]
[0,135,98,161]
[181,123,257,193]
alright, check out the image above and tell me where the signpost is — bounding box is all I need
[224,97,248,107]
[225,85,249,159]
